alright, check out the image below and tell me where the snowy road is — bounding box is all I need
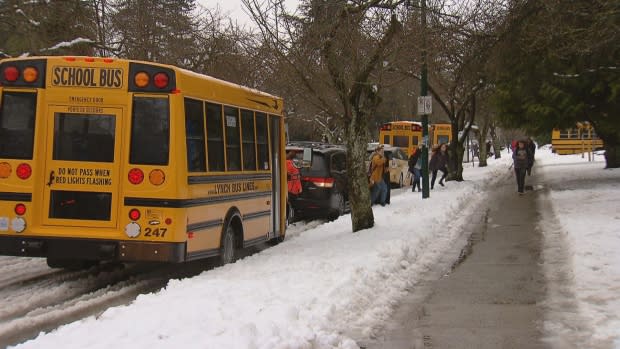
[0,219,321,349]
[0,255,220,347]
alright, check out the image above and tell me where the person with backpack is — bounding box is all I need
[408,146,422,192]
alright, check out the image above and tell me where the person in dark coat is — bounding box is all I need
[408,146,422,192]
[429,143,449,189]
[383,151,392,204]
[512,139,531,194]
[526,137,536,175]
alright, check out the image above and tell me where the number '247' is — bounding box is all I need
[144,227,167,238]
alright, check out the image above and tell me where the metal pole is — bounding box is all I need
[420,0,430,198]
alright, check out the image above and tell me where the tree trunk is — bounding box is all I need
[345,112,374,232]
[603,142,620,169]
[489,124,501,159]
[477,133,488,167]
[454,141,465,181]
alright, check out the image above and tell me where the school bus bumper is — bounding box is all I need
[0,236,186,263]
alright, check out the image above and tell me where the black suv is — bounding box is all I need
[287,143,348,221]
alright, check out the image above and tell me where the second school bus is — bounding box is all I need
[0,56,286,268]
[379,121,452,154]
[551,122,604,155]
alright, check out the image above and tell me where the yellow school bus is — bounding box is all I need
[379,121,423,155]
[0,56,286,268]
[551,122,603,155]
[379,121,452,155]
[431,123,452,147]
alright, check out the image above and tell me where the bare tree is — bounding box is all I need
[244,0,405,232]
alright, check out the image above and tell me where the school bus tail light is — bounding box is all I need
[128,168,144,184]
[129,62,176,92]
[153,73,169,89]
[23,67,38,83]
[3,66,19,82]
[125,222,140,238]
[16,163,32,180]
[14,204,26,216]
[134,72,149,88]
[129,208,141,221]
[0,162,11,178]
[149,169,165,186]
[11,217,26,233]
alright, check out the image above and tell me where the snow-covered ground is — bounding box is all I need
[11,148,619,349]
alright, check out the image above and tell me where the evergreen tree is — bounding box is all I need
[109,0,199,66]
[493,0,619,167]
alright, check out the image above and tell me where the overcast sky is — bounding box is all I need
[199,0,300,28]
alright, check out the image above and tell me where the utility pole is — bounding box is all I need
[420,0,430,198]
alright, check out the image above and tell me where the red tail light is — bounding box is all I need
[3,66,19,82]
[303,176,335,188]
[16,163,32,180]
[380,124,391,131]
[128,168,144,184]
[153,73,169,89]
[14,204,26,216]
[129,208,141,221]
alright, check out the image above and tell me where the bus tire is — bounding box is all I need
[220,222,238,265]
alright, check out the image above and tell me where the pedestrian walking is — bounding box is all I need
[286,150,302,222]
[408,146,422,192]
[383,151,392,204]
[512,139,530,195]
[368,144,388,206]
[429,143,449,189]
[526,137,536,176]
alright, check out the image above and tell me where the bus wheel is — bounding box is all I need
[220,223,238,265]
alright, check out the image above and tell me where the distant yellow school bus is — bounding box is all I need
[551,122,603,155]
[0,56,286,268]
[379,121,423,155]
[431,123,452,147]
[379,121,453,155]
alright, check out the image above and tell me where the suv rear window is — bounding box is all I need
[0,91,37,159]
[300,152,329,177]
[130,96,169,165]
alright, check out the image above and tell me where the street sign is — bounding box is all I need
[417,96,432,115]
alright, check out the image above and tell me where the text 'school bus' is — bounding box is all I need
[0,56,286,268]
[551,122,604,155]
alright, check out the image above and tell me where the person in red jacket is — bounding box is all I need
[286,150,302,196]
[286,150,302,223]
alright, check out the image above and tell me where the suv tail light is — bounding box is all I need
[303,176,334,188]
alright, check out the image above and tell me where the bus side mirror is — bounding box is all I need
[302,148,312,168]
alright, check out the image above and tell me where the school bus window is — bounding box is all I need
[382,135,389,144]
[206,102,225,172]
[49,190,111,221]
[184,98,206,172]
[0,91,37,159]
[130,97,169,165]
[241,109,256,171]
[437,135,449,145]
[53,113,115,162]
[393,135,409,148]
[256,112,269,170]
[224,106,241,171]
